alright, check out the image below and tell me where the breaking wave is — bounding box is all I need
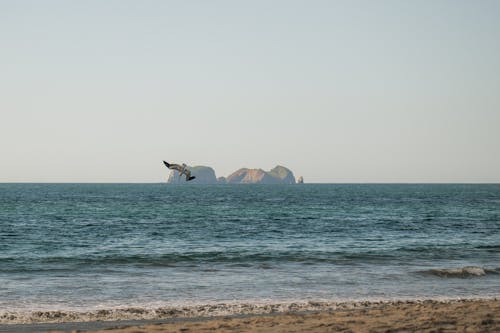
[419,266,500,278]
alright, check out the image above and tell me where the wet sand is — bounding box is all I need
[49,299,499,333]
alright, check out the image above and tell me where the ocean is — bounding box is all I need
[0,183,499,324]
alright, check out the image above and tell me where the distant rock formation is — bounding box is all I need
[226,165,296,184]
[167,166,218,184]
[297,176,304,184]
[165,164,297,185]
[268,166,296,184]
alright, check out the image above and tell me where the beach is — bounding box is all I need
[45,299,499,333]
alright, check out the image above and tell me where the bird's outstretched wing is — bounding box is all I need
[163,161,183,172]
[185,170,196,181]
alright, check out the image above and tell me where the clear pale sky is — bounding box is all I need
[1,0,499,183]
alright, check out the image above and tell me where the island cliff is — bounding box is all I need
[166,165,297,184]
[226,166,296,184]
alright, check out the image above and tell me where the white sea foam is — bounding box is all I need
[420,266,500,278]
[1,297,499,325]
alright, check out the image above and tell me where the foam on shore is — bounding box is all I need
[1,297,499,325]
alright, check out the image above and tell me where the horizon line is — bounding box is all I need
[0,182,499,185]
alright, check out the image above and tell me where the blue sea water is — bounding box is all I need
[0,184,499,321]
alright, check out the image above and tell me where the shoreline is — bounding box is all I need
[1,297,498,332]
[2,296,500,325]
[48,298,500,333]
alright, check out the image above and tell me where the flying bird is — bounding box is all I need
[163,161,196,181]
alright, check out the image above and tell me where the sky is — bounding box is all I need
[1,0,499,183]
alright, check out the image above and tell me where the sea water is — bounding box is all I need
[0,184,499,323]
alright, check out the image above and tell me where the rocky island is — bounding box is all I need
[226,166,296,184]
[166,165,298,184]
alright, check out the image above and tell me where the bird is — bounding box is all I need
[163,161,196,181]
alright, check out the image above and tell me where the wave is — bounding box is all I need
[2,245,499,273]
[0,251,390,272]
[475,244,500,251]
[418,266,500,278]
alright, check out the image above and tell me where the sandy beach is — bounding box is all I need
[45,299,499,333]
